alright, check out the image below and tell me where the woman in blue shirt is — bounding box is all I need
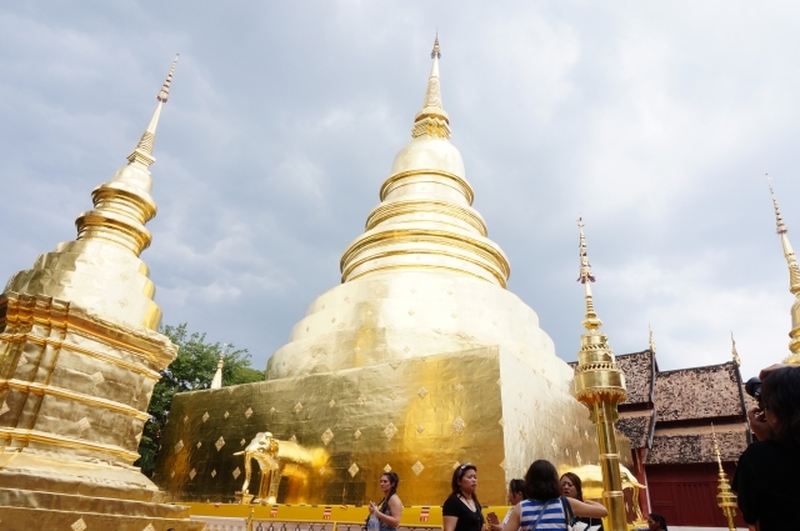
[504,460,607,531]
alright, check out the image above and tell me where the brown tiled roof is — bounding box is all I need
[646,424,749,464]
[616,410,655,449]
[616,350,655,406]
[654,362,746,423]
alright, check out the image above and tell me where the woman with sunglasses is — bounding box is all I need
[443,462,483,531]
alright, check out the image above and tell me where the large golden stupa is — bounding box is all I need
[0,59,203,530]
[154,38,616,506]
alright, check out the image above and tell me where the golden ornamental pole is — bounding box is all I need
[767,176,800,364]
[712,426,738,531]
[572,218,628,531]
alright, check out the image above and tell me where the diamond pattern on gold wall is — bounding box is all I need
[153,347,613,505]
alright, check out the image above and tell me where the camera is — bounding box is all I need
[745,376,762,407]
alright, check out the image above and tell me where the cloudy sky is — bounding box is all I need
[2,1,798,382]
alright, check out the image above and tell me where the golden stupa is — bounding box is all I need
[154,38,625,506]
[0,58,203,530]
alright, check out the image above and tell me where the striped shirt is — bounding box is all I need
[519,498,567,531]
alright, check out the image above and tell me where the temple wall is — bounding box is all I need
[155,346,614,506]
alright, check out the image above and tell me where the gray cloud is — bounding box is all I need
[2,1,799,383]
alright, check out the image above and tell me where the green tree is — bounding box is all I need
[136,323,264,477]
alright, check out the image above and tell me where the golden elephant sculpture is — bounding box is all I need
[234,431,327,503]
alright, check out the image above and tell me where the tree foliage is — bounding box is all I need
[136,323,264,477]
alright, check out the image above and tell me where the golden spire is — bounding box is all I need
[574,217,625,405]
[648,324,656,353]
[128,54,179,167]
[572,217,628,531]
[338,38,509,288]
[74,56,178,256]
[577,217,601,331]
[711,425,739,531]
[211,343,228,389]
[210,355,224,390]
[4,57,179,330]
[412,33,451,139]
[766,175,800,362]
[730,332,741,366]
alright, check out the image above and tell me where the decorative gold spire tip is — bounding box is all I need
[412,33,450,139]
[157,54,179,103]
[577,217,596,284]
[767,174,788,235]
[648,324,656,353]
[431,33,441,59]
[730,332,741,366]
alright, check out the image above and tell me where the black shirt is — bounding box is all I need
[733,439,800,531]
[442,494,483,531]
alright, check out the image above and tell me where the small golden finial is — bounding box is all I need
[767,174,788,235]
[127,55,179,167]
[157,53,179,103]
[412,33,450,139]
[711,425,739,531]
[577,217,601,330]
[431,32,441,59]
[210,343,226,390]
[730,332,741,366]
[648,324,656,353]
[577,217,596,284]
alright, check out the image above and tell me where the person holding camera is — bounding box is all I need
[733,364,800,531]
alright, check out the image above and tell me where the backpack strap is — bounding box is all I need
[560,497,577,528]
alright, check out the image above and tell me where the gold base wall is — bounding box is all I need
[0,487,204,531]
[0,292,201,530]
[155,346,612,506]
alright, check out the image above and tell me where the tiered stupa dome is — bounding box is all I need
[266,38,561,380]
[3,57,179,331]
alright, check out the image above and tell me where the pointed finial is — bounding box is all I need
[431,32,441,59]
[767,174,788,235]
[765,175,800,362]
[711,424,740,530]
[730,332,741,366]
[573,216,627,426]
[412,33,451,139]
[127,55,179,167]
[577,217,602,330]
[648,324,657,353]
[157,54,179,103]
[210,343,226,389]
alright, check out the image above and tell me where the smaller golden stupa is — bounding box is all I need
[0,57,203,531]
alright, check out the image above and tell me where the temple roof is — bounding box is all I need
[654,361,746,423]
[647,424,749,464]
[617,410,655,449]
[599,350,748,460]
[616,350,656,407]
